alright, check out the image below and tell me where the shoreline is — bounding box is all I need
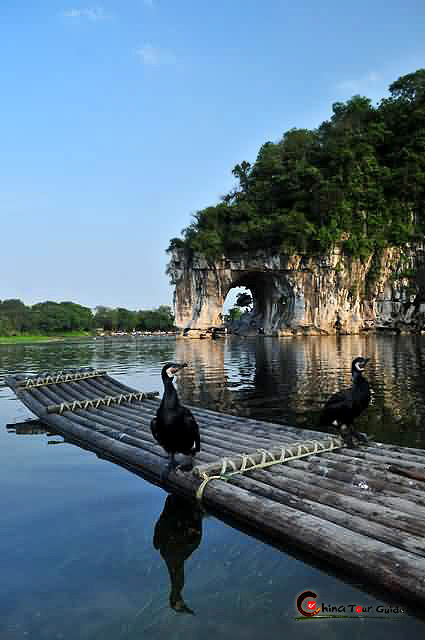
[0,332,92,345]
[0,332,178,345]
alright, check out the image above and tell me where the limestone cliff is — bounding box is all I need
[167,245,425,335]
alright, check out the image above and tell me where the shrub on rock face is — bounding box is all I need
[167,69,425,263]
[224,307,242,324]
[236,292,253,310]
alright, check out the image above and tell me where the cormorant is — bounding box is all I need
[151,362,201,472]
[153,493,203,614]
[319,356,371,447]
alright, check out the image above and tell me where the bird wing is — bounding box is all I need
[183,407,201,452]
[324,388,353,411]
[150,417,159,442]
[319,388,353,426]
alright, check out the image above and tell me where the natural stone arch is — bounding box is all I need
[168,250,313,335]
[223,271,295,334]
[167,246,425,335]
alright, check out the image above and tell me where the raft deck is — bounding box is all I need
[5,368,425,607]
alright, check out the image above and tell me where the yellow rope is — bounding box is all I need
[48,391,158,414]
[17,370,107,389]
[195,436,344,502]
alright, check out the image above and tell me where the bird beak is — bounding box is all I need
[170,363,188,375]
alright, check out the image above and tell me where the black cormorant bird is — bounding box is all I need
[319,356,371,447]
[151,363,201,472]
[153,493,203,614]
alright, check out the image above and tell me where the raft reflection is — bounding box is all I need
[6,419,53,435]
[153,494,203,614]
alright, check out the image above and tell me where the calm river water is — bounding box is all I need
[1,335,425,639]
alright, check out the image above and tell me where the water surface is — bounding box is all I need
[1,335,424,639]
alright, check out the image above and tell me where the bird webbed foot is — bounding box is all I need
[352,431,370,445]
[176,454,195,473]
[160,454,177,482]
[339,424,355,448]
[342,435,356,448]
[171,597,195,615]
[339,425,369,448]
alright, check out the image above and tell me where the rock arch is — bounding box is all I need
[223,270,295,334]
[167,246,425,335]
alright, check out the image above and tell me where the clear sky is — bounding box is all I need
[1,1,424,311]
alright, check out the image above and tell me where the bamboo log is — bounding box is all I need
[27,380,425,531]
[39,384,146,429]
[27,387,425,543]
[82,376,384,470]
[61,401,425,554]
[188,432,425,527]
[108,404,425,526]
[145,401,425,471]
[131,409,425,505]
[15,369,108,388]
[108,403,416,490]
[193,436,344,476]
[121,406,425,555]
[388,465,425,483]
[12,383,425,608]
[70,378,425,511]
[96,377,425,469]
[33,386,220,471]
[9,382,425,572]
[87,400,425,531]
[224,473,425,557]
[31,387,157,453]
[46,390,158,414]
[145,397,425,463]
[77,378,425,504]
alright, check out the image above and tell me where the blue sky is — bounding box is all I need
[1,0,424,311]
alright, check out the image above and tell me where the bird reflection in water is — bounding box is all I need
[153,493,203,615]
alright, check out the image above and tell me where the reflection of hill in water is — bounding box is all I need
[2,335,425,448]
[176,336,425,448]
[175,339,248,415]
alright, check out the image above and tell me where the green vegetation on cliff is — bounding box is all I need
[168,69,425,262]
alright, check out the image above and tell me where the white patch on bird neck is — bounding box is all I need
[355,362,364,372]
[166,368,174,378]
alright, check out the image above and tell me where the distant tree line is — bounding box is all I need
[93,305,175,332]
[0,299,175,336]
[168,69,425,262]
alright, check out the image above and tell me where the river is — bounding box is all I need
[1,335,424,639]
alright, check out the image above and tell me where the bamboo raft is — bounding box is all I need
[5,367,425,606]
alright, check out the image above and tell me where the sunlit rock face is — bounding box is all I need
[167,245,425,335]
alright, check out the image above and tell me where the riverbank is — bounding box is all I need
[0,330,180,344]
[0,331,92,344]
